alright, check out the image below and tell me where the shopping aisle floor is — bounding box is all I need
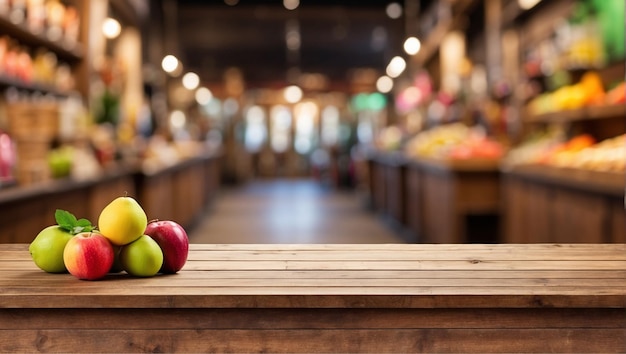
[189,179,406,244]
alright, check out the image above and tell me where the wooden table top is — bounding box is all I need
[1,243,625,309]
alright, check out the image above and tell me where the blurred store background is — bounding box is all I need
[0,0,623,244]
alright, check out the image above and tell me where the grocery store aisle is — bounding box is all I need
[189,179,406,244]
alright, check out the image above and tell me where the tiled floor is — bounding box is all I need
[189,179,406,244]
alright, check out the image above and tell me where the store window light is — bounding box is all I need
[182,72,200,90]
[195,87,213,105]
[161,55,179,73]
[244,106,268,152]
[386,56,406,78]
[294,101,318,154]
[386,2,402,19]
[270,105,292,153]
[102,18,121,39]
[376,75,394,93]
[321,106,340,147]
[404,37,421,55]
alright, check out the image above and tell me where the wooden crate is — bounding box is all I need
[6,102,59,141]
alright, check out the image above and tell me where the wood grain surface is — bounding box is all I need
[1,243,625,352]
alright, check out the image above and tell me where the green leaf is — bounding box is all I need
[54,209,94,235]
[55,209,77,233]
[76,218,92,227]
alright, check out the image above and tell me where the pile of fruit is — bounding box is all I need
[404,123,505,160]
[504,133,626,172]
[545,134,625,172]
[28,196,189,280]
[528,72,625,116]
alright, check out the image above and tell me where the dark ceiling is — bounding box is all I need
[155,0,425,90]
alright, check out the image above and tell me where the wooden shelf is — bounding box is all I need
[0,75,72,96]
[0,16,83,62]
[503,164,625,197]
[526,104,625,124]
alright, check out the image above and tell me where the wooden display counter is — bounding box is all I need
[0,152,221,243]
[408,157,501,243]
[502,165,625,243]
[1,243,624,353]
[0,168,136,243]
[369,151,409,226]
[366,152,501,243]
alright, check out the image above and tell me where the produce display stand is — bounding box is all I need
[0,152,221,243]
[368,151,410,228]
[407,157,502,244]
[1,243,624,353]
[502,164,626,243]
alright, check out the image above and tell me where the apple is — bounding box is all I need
[29,225,74,273]
[63,232,114,280]
[120,235,163,277]
[144,220,189,274]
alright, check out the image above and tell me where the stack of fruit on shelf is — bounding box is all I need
[526,71,619,116]
[501,128,566,168]
[504,132,625,173]
[546,134,625,172]
[0,36,74,91]
[28,196,190,280]
[404,123,505,161]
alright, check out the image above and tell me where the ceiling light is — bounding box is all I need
[195,87,213,105]
[386,56,406,78]
[284,85,303,103]
[403,37,421,55]
[386,3,402,19]
[283,0,299,10]
[161,55,179,73]
[102,18,121,39]
[182,72,200,90]
[224,0,239,5]
[376,75,394,93]
[518,0,541,10]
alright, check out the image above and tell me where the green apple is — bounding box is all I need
[120,235,163,277]
[29,225,74,273]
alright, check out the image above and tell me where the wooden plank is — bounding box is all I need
[4,269,625,280]
[3,258,625,271]
[1,276,623,289]
[3,308,623,330]
[1,285,625,297]
[181,260,626,271]
[4,243,626,252]
[7,247,626,261]
[1,328,623,353]
[2,292,624,309]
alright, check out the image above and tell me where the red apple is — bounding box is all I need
[63,232,114,280]
[144,220,189,274]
